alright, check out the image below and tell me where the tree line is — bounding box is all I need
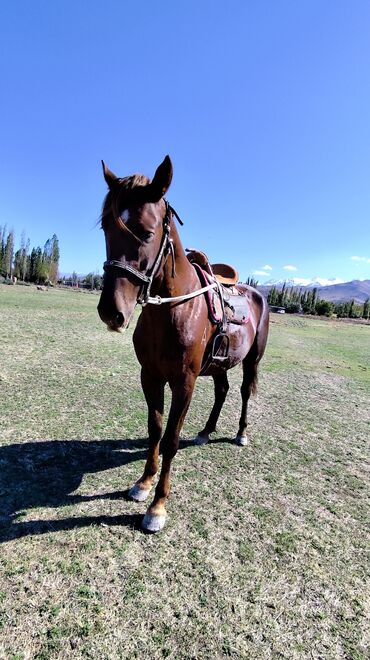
[0,227,60,284]
[60,272,103,289]
[267,283,369,319]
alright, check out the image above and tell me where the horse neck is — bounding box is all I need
[154,220,197,297]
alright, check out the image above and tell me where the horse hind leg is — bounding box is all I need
[236,347,259,447]
[193,372,229,445]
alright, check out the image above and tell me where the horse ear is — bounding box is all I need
[149,155,173,200]
[101,160,118,190]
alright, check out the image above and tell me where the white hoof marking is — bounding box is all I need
[193,435,209,445]
[235,435,248,447]
[128,484,151,502]
[142,513,166,533]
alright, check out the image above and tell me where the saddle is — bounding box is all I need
[186,249,239,286]
[187,246,249,317]
[186,249,250,366]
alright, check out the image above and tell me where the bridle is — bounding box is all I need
[103,197,218,308]
[103,200,181,306]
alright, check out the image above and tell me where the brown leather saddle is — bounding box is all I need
[186,249,239,286]
[186,249,249,332]
[186,248,239,286]
[186,249,250,366]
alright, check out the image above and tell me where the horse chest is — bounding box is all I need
[133,310,207,371]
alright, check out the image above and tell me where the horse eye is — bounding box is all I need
[120,209,130,224]
[143,231,154,242]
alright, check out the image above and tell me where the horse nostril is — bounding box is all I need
[115,312,125,327]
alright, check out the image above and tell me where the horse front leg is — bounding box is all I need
[128,369,165,502]
[142,374,196,532]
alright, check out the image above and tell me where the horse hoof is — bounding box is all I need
[235,435,248,447]
[128,484,151,502]
[142,512,167,533]
[193,435,209,445]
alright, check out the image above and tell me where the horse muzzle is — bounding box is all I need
[108,311,126,333]
[97,275,140,332]
[97,302,131,333]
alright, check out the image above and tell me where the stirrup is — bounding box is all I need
[211,332,230,361]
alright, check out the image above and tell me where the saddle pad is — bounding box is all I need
[213,287,250,325]
[225,290,250,325]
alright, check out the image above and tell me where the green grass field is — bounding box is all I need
[0,285,369,659]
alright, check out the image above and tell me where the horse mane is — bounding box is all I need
[101,173,151,230]
[118,173,150,190]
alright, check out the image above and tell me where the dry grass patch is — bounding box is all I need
[0,286,369,658]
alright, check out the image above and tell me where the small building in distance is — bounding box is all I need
[269,305,285,314]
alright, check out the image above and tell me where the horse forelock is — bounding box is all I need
[119,173,150,190]
[101,173,151,230]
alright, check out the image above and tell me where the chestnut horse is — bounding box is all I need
[98,156,269,532]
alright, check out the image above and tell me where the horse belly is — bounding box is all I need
[200,323,252,376]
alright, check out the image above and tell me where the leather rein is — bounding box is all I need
[103,200,217,307]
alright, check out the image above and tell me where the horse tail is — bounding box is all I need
[244,288,270,395]
[248,347,260,396]
[255,289,270,365]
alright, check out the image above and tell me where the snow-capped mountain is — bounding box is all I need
[263,276,345,288]
[257,279,370,303]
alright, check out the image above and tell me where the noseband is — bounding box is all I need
[103,200,180,305]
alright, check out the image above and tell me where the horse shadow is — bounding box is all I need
[0,436,231,542]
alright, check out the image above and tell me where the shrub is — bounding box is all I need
[315,300,334,316]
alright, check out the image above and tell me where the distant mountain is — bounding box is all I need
[257,279,370,304]
[263,276,344,288]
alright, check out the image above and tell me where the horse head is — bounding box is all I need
[97,156,173,332]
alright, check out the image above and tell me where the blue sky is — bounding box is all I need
[1,0,370,283]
